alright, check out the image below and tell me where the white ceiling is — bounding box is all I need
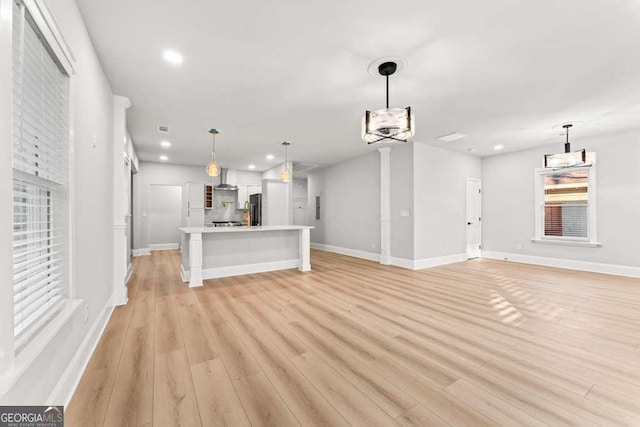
[76,0,640,172]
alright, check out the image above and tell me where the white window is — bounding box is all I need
[12,2,71,351]
[534,161,598,246]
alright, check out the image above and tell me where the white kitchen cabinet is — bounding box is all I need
[248,185,261,196]
[237,186,249,209]
[182,182,205,227]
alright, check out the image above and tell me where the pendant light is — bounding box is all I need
[544,124,586,168]
[281,141,291,182]
[206,128,220,177]
[362,61,415,144]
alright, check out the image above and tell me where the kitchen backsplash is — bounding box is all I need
[204,191,242,223]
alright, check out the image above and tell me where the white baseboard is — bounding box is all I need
[390,253,467,270]
[181,264,189,282]
[149,243,179,251]
[132,248,150,257]
[482,251,640,278]
[311,243,466,271]
[48,297,115,408]
[125,263,133,284]
[311,242,380,262]
[389,257,414,269]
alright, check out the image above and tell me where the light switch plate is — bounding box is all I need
[400,210,410,217]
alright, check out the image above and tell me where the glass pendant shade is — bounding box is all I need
[362,107,414,144]
[281,168,291,182]
[206,159,220,176]
[206,128,220,176]
[281,141,291,182]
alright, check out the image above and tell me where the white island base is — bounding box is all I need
[179,225,313,287]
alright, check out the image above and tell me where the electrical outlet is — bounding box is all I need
[516,243,523,250]
[371,242,377,248]
[84,304,89,323]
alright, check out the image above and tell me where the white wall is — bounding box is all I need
[292,178,308,199]
[482,129,640,269]
[0,0,116,404]
[307,151,381,255]
[390,143,414,260]
[413,143,482,260]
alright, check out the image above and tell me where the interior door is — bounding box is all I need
[466,178,482,259]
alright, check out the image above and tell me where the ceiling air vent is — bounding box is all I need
[293,162,319,174]
[157,125,170,133]
[436,132,466,142]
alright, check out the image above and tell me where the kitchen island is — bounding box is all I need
[179,225,313,287]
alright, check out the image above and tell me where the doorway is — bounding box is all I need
[466,178,482,259]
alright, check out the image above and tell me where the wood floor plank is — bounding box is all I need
[232,371,300,427]
[190,358,251,427]
[153,349,202,427]
[154,299,182,354]
[445,378,548,426]
[103,326,154,426]
[176,303,219,365]
[290,352,399,427]
[395,404,452,427]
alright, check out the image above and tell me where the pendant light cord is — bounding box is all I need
[563,124,572,153]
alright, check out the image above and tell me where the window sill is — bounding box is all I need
[531,239,601,248]
[0,300,82,396]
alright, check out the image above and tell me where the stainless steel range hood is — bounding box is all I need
[214,168,238,191]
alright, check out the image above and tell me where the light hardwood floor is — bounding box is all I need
[66,249,640,426]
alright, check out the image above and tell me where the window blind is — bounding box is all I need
[543,169,589,239]
[12,1,69,349]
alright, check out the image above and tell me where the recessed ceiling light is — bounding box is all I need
[160,141,171,148]
[248,164,256,170]
[163,51,183,64]
[159,155,168,161]
[266,154,274,160]
[437,132,467,142]
[493,144,504,151]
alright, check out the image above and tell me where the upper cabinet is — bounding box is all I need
[236,185,262,209]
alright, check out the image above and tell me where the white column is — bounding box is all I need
[189,233,204,287]
[0,0,15,373]
[378,147,392,265]
[112,95,131,305]
[299,228,311,272]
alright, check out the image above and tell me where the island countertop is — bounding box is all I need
[179,225,314,234]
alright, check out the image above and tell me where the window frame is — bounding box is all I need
[533,160,599,247]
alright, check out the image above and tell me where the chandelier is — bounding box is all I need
[362,61,415,144]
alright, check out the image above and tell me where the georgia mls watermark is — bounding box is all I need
[0,406,63,427]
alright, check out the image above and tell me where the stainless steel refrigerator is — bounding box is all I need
[249,193,262,226]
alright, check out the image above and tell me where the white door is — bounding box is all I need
[466,178,482,259]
